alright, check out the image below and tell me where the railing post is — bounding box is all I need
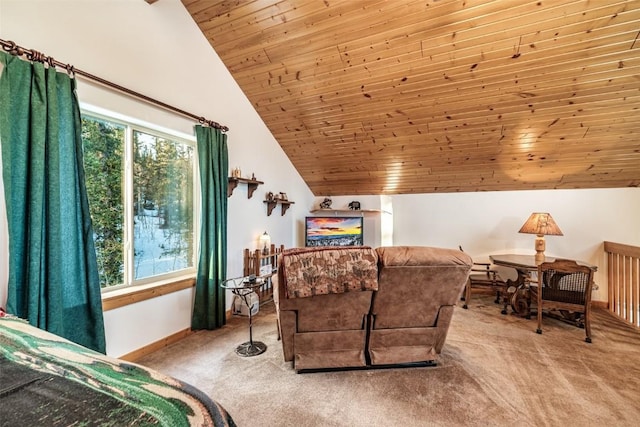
[604,241,640,328]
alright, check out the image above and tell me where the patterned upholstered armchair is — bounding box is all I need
[275,247,379,371]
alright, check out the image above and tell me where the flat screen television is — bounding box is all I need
[305,216,364,247]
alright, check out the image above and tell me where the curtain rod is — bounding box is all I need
[0,38,229,132]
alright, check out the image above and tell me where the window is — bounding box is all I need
[81,113,197,290]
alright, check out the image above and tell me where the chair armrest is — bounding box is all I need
[470,264,503,282]
[472,262,491,267]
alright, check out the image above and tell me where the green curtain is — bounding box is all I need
[0,52,106,353]
[192,125,228,329]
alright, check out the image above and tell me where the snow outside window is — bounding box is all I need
[81,114,197,290]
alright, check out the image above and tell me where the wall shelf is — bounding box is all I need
[265,200,295,216]
[309,208,389,215]
[228,177,263,198]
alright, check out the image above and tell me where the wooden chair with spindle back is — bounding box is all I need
[459,246,510,315]
[535,259,595,343]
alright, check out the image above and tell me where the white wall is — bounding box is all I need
[391,188,640,301]
[0,0,314,356]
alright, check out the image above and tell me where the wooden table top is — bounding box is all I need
[490,254,597,271]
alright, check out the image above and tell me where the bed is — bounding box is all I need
[0,312,236,426]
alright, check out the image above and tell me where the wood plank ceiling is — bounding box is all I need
[182,0,640,196]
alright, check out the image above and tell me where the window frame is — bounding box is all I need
[81,104,200,294]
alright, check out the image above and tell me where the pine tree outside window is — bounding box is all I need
[81,113,197,290]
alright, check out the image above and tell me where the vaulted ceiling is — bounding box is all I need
[182,0,640,196]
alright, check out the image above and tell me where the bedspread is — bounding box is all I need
[0,316,235,426]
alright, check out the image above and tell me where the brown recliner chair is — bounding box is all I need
[275,246,472,371]
[369,246,472,366]
[275,246,379,371]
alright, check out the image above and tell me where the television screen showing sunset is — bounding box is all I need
[305,217,363,247]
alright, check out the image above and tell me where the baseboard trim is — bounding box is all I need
[593,300,608,310]
[118,309,234,362]
[119,328,194,362]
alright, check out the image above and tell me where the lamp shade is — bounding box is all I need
[518,213,563,236]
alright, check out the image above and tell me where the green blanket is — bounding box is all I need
[0,316,235,426]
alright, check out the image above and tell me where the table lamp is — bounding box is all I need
[259,231,271,255]
[518,212,563,263]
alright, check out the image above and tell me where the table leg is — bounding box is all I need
[509,269,533,317]
[234,291,267,357]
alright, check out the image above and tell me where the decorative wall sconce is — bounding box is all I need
[259,231,271,255]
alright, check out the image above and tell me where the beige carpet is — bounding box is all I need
[138,295,640,426]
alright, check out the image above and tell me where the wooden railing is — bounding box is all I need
[243,244,284,304]
[604,241,640,328]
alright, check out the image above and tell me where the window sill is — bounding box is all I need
[102,276,196,311]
